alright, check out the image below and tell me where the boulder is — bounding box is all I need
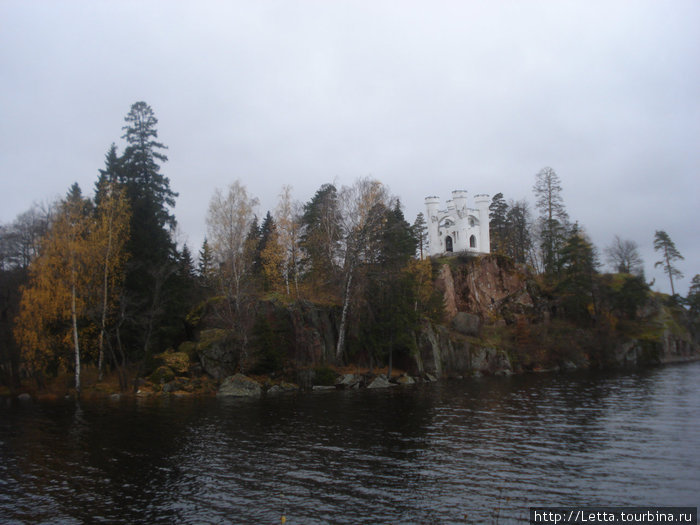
[335,373,360,388]
[451,312,482,336]
[268,382,299,395]
[198,329,238,380]
[17,393,32,402]
[367,375,395,389]
[312,385,336,391]
[217,373,262,397]
[395,374,416,385]
[150,365,175,385]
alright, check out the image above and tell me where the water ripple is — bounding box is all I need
[1,364,700,523]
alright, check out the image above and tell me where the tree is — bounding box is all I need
[505,199,532,264]
[206,180,258,319]
[605,235,644,276]
[0,202,54,270]
[299,183,342,286]
[275,185,302,296]
[15,184,94,393]
[653,230,684,296]
[118,102,180,358]
[557,223,599,321]
[412,212,428,260]
[255,211,284,292]
[533,167,569,275]
[687,274,700,316]
[197,238,215,287]
[335,178,392,361]
[93,177,130,380]
[489,193,509,255]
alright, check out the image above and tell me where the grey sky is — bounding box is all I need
[1,0,698,294]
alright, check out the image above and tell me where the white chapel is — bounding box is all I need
[425,190,490,256]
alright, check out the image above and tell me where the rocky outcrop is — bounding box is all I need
[367,375,395,389]
[413,320,513,378]
[197,329,238,380]
[451,312,482,336]
[217,374,262,397]
[436,255,537,323]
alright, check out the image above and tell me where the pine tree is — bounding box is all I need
[653,230,684,296]
[533,167,569,275]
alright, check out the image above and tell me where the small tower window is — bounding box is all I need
[469,235,477,249]
[446,236,453,252]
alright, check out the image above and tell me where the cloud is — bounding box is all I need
[1,0,698,293]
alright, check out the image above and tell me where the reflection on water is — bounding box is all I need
[1,363,699,524]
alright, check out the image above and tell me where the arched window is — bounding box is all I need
[445,236,453,252]
[469,235,477,249]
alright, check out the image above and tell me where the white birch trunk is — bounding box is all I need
[71,280,81,395]
[335,262,354,361]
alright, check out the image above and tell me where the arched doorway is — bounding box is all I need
[469,235,477,249]
[445,235,453,252]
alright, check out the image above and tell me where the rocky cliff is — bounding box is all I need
[194,254,699,383]
[419,254,699,376]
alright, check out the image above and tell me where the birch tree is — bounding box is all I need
[275,185,302,296]
[93,179,130,380]
[335,178,392,361]
[15,184,94,394]
[206,181,259,364]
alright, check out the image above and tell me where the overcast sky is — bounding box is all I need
[1,0,698,294]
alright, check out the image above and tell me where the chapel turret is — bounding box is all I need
[424,191,490,256]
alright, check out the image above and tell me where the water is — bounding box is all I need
[1,363,699,524]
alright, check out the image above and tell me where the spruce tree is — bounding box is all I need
[299,183,341,284]
[489,193,509,255]
[412,212,428,260]
[118,101,179,358]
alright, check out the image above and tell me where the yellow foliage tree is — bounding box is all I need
[15,182,130,393]
[15,184,93,392]
[260,223,284,293]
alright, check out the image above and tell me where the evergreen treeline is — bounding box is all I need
[0,105,696,392]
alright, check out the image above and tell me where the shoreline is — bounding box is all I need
[4,356,699,404]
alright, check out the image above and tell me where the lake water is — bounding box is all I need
[1,363,699,524]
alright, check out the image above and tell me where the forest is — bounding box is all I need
[1,102,698,396]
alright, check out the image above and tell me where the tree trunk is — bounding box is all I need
[664,245,676,295]
[71,281,81,395]
[335,261,354,361]
[97,216,113,381]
